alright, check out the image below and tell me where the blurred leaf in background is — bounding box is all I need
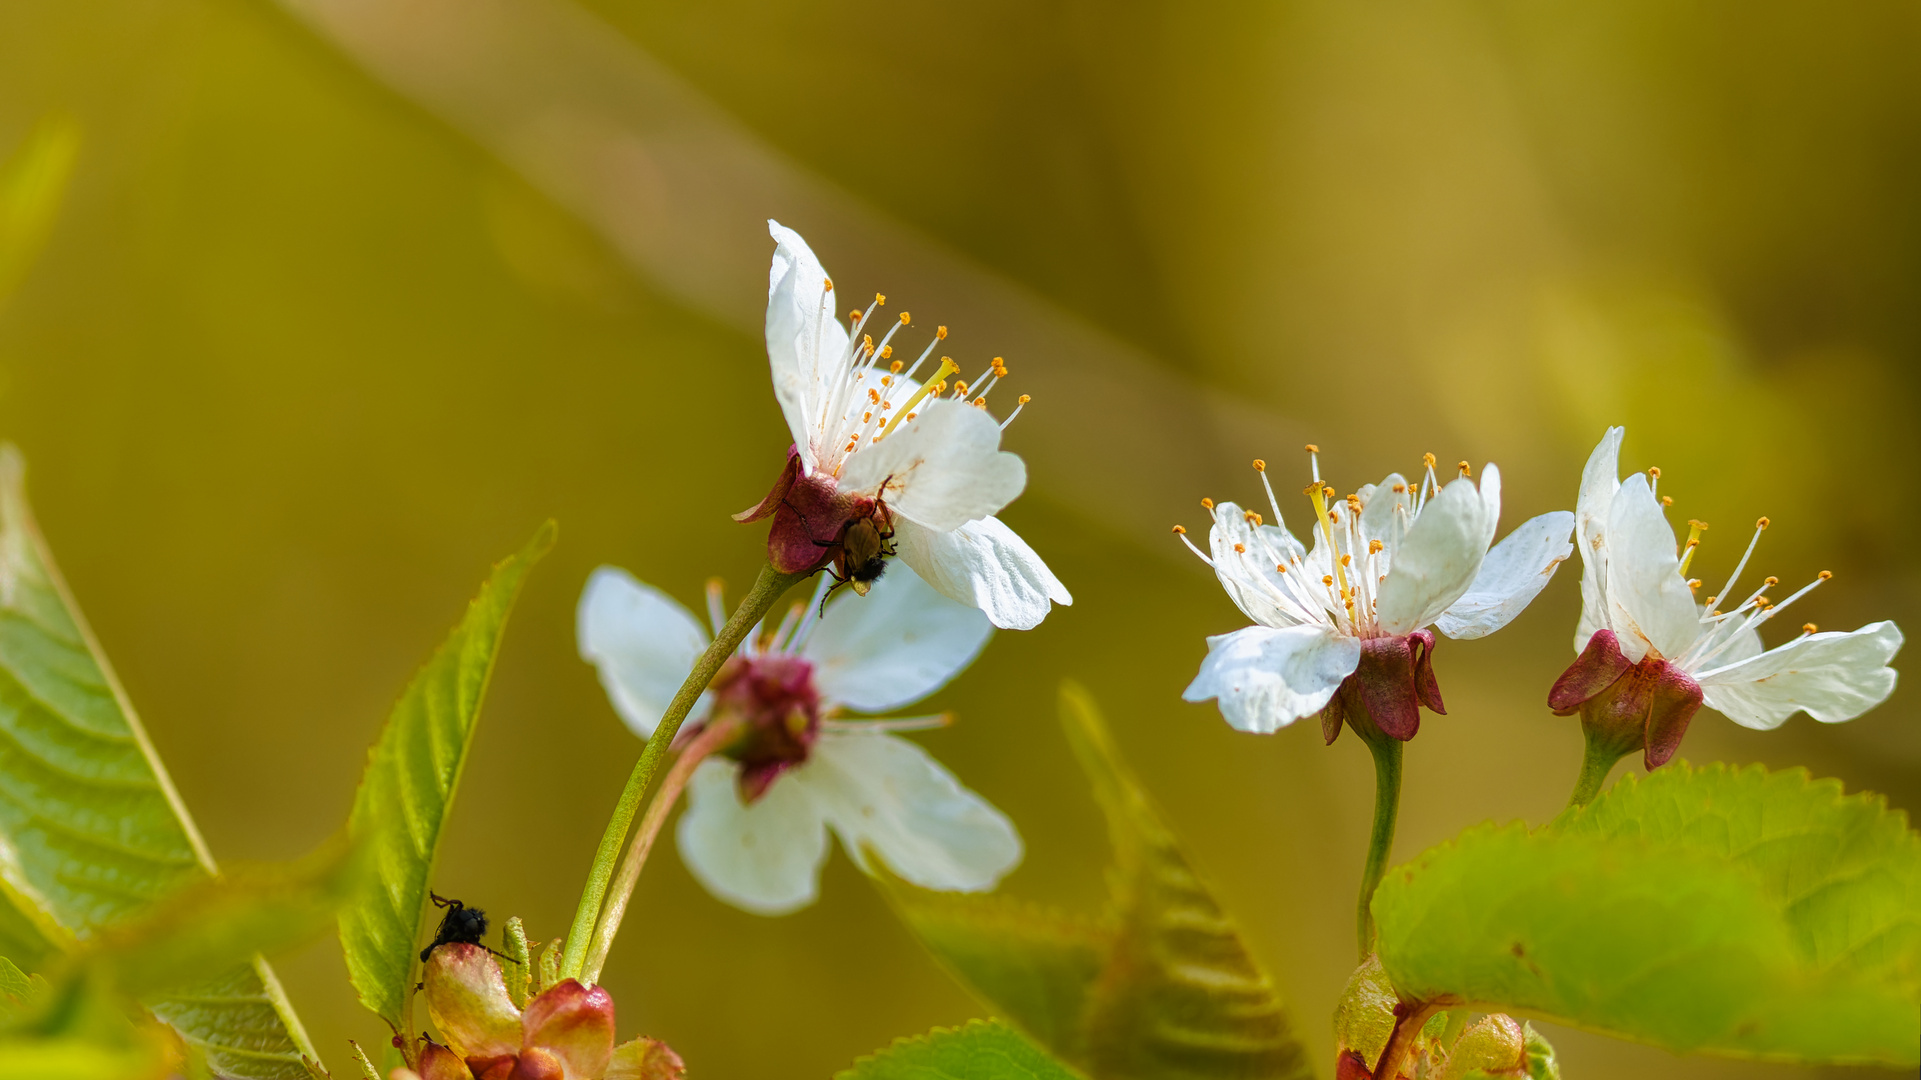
[0,115,76,308]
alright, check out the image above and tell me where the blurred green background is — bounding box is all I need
[2,1,1918,1076]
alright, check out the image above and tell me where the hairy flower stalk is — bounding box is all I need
[1554,427,1903,805]
[1178,447,1573,955]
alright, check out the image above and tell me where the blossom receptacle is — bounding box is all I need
[734,445,883,577]
[742,221,1069,630]
[704,652,822,802]
[1548,628,1703,769]
[403,944,682,1080]
[1322,630,1446,745]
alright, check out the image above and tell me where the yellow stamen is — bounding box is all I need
[1661,496,1673,507]
[899,312,911,325]
[1017,394,1030,404]
[889,359,903,373]
[1234,543,1246,553]
[1369,539,1384,554]
[1171,525,1186,535]
[1423,452,1437,469]
[879,356,959,438]
[1243,510,1262,525]
[1307,483,1351,600]
[1818,570,1833,580]
[935,325,947,339]
[1458,460,1471,477]
[875,293,885,305]
[1678,519,1707,575]
[1201,497,1215,510]
[1803,623,1818,634]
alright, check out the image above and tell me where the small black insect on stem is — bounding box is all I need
[420,892,520,964]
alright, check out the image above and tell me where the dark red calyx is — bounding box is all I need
[742,447,883,575]
[1324,630,1446,745]
[1335,1050,1374,1080]
[1549,630,1704,769]
[706,654,822,802]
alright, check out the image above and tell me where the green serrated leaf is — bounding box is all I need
[1374,762,1921,1067]
[877,882,1108,1060]
[87,840,358,1000]
[0,446,320,1078]
[1555,762,1921,987]
[881,684,1312,1080]
[1062,684,1314,1080]
[337,522,555,1032]
[837,1019,1084,1080]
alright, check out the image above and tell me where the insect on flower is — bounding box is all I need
[420,893,517,965]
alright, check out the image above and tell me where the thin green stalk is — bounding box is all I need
[1566,732,1628,809]
[580,715,739,985]
[1356,735,1403,959]
[559,563,806,980]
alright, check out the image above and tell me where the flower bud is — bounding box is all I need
[1440,1014,1526,1080]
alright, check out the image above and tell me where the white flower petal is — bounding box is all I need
[1359,473,1413,564]
[894,516,1070,631]
[1697,621,1903,730]
[1375,475,1493,635]
[1182,624,1361,734]
[803,732,1022,892]
[1574,427,1625,653]
[839,399,1026,531]
[577,567,711,739]
[1436,510,1575,640]
[676,758,830,916]
[804,562,993,713]
[765,221,847,472]
[1475,463,1503,551]
[1602,473,1701,663]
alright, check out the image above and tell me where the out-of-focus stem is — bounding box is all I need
[580,715,739,985]
[559,563,805,980]
[1357,735,1403,960]
[1567,730,1628,809]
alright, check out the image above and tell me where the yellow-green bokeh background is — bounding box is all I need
[3,2,1918,1076]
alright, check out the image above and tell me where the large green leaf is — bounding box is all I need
[337,522,555,1032]
[837,1020,1084,1080]
[880,683,1313,1080]
[1373,762,1921,1067]
[0,446,321,1078]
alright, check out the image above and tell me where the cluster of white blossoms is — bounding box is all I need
[577,223,1904,922]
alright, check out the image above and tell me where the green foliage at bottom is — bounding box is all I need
[837,1020,1084,1080]
[1374,762,1921,1067]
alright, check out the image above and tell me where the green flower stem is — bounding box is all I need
[560,563,807,981]
[580,714,739,985]
[1567,730,1630,809]
[1356,734,1404,959]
